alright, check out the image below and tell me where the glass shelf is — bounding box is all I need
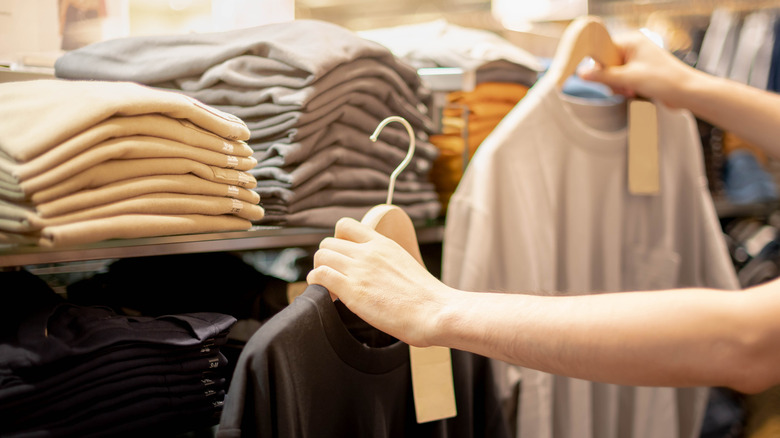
[0,222,444,268]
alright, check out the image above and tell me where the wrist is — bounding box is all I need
[423,285,464,348]
[662,64,709,109]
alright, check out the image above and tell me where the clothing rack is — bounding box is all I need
[592,0,780,17]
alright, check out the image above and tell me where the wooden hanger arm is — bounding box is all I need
[546,16,622,88]
[361,204,425,267]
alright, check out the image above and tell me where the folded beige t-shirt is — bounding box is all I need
[0,113,253,182]
[0,158,256,204]
[0,214,252,247]
[0,193,265,233]
[34,174,261,217]
[0,79,250,163]
[0,136,257,195]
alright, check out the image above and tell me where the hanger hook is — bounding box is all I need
[370,116,416,205]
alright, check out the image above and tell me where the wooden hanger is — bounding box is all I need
[361,116,422,262]
[542,15,622,88]
[361,116,457,424]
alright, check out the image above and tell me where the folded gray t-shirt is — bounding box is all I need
[54,19,422,94]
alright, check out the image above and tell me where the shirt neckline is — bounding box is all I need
[304,284,408,374]
[534,79,629,153]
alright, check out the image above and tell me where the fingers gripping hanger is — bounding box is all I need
[361,116,457,424]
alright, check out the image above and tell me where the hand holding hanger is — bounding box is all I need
[577,28,693,107]
[313,115,457,423]
[310,115,435,344]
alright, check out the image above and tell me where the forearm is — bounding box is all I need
[669,69,780,158]
[431,285,780,393]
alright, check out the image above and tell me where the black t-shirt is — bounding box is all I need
[217,284,511,438]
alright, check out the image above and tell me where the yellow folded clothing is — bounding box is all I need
[446,82,529,105]
[442,101,516,120]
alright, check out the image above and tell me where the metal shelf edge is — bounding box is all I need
[0,224,444,268]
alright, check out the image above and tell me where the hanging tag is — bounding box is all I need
[627,98,660,195]
[410,345,457,423]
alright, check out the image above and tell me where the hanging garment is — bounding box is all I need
[768,16,780,92]
[442,79,740,438]
[728,11,776,85]
[697,9,742,78]
[217,284,511,438]
[749,14,777,91]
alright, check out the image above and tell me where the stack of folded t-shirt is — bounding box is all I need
[0,79,264,247]
[0,269,236,438]
[357,19,543,86]
[54,19,442,228]
[357,20,542,210]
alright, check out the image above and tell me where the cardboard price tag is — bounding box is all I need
[628,99,660,195]
[410,345,457,423]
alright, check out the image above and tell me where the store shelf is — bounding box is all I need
[714,199,780,218]
[0,66,56,83]
[0,222,445,268]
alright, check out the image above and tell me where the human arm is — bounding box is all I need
[579,31,780,159]
[308,217,780,394]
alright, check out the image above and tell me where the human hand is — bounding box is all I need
[578,30,699,108]
[307,217,452,348]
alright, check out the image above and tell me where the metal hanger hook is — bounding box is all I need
[370,116,416,205]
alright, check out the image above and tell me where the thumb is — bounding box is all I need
[578,64,636,98]
[333,216,377,243]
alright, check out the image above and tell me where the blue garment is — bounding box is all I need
[722,149,778,204]
[537,58,625,104]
